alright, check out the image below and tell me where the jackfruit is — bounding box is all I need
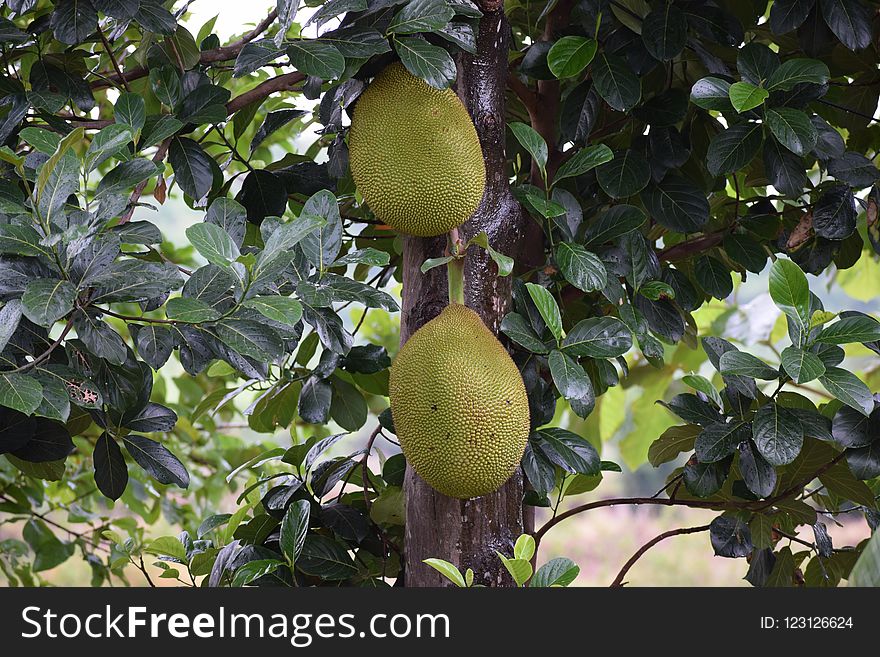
[389,304,530,499]
[348,62,486,237]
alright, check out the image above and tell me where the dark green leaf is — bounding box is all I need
[710,515,753,558]
[641,176,709,233]
[561,317,632,358]
[596,149,651,198]
[124,435,189,488]
[694,255,733,300]
[114,92,145,134]
[388,0,453,34]
[684,458,730,497]
[739,439,778,497]
[706,122,763,176]
[816,316,880,344]
[537,427,600,475]
[770,0,814,34]
[584,204,646,246]
[826,152,880,188]
[51,0,97,44]
[548,350,595,418]
[554,144,612,183]
[509,122,548,173]
[812,184,856,240]
[769,259,811,331]
[297,534,357,580]
[766,58,830,91]
[73,312,128,365]
[280,499,311,564]
[696,422,748,463]
[820,0,872,51]
[169,137,215,200]
[298,376,332,424]
[766,108,818,155]
[393,36,456,89]
[690,77,733,111]
[286,40,345,80]
[592,53,641,112]
[20,278,75,328]
[185,222,240,267]
[641,4,687,60]
[93,432,128,500]
[819,367,873,415]
[525,283,562,342]
[500,312,550,354]
[718,351,779,380]
[781,346,826,383]
[556,243,607,293]
[753,402,804,466]
[215,320,283,361]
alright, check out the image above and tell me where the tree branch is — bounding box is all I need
[91,9,279,90]
[610,524,711,587]
[225,72,306,114]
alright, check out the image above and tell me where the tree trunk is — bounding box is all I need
[401,6,527,587]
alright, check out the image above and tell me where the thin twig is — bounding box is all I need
[6,318,74,373]
[610,525,711,587]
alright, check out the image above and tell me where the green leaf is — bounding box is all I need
[232,559,284,586]
[530,557,579,587]
[123,435,189,488]
[640,176,709,233]
[718,351,780,380]
[35,127,82,208]
[641,4,687,60]
[592,53,641,112]
[753,402,804,466]
[818,460,876,508]
[561,317,632,358]
[169,137,214,200]
[23,519,74,572]
[739,440,777,498]
[695,422,747,463]
[525,283,562,342]
[243,296,303,326]
[0,373,43,415]
[596,149,651,198]
[706,122,763,176]
[93,432,128,500]
[765,58,830,91]
[780,346,826,384]
[165,297,221,323]
[280,499,311,566]
[94,158,157,199]
[500,312,550,354]
[850,531,880,587]
[84,124,133,172]
[388,0,453,34]
[509,122,548,174]
[819,367,874,416]
[214,320,283,361]
[115,92,146,134]
[496,553,532,586]
[255,213,326,281]
[554,144,612,183]
[583,204,647,245]
[537,427,601,475]
[394,36,456,89]
[286,40,345,80]
[815,316,880,344]
[821,0,872,51]
[556,242,607,292]
[21,278,76,327]
[694,255,733,300]
[548,350,595,417]
[467,232,514,276]
[423,558,466,587]
[547,36,597,78]
[185,223,240,267]
[648,424,700,467]
[681,374,723,408]
[329,377,368,431]
[690,77,733,111]
[420,256,455,273]
[728,81,768,113]
[765,107,818,156]
[768,258,811,333]
[513,534,536,561]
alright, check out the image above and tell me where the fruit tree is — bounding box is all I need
[0,0,879,588]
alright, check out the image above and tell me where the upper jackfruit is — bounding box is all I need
[389,304,530,499]
[348,62,486,237]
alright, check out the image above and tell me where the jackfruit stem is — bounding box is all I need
[447,227,465,305]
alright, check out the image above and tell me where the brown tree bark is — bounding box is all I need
[401,6,527,587]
